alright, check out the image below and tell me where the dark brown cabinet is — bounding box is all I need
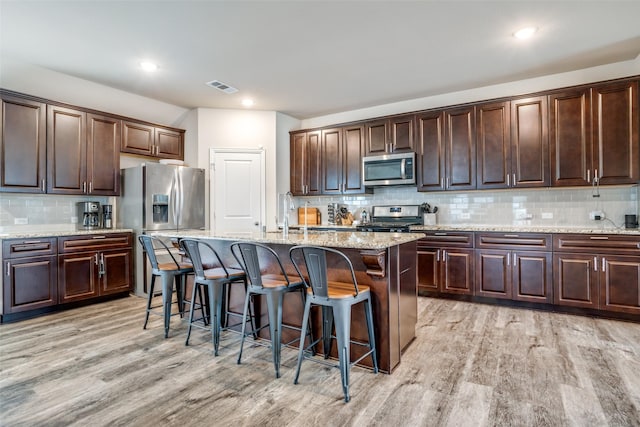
[416,107,475,191]
[365,114,414,155]
[550,80,638,187]
[121,121,184,160]
[592,80,639,185]
[475,233,552,303]
[510,96,550,187]
[2,238,58,314]
[47,107,120,195]
[58,233,133,304]
[290,130,321,196]
[0,95,47,193]
[476,101,511,189]
[416,232,474,295]
[553,234,640,314]
[322,125,366,194]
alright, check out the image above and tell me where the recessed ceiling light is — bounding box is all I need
[513,27,538,40]
[242,99,255,107]
[140,61,158,72]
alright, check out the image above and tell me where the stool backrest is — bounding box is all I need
[231,242,292,288]
[289,245,359,297]
[179,238,229,279]
[138,235,181,271]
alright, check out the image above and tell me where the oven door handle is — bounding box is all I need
[400,158,407,179]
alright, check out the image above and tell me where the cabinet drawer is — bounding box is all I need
[2,238,57,258]
[476,233,552,251]
[554,234,640,255]
[58,233,133,253]
[418,232,474,248]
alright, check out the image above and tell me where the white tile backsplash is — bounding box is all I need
[293,185,638,229]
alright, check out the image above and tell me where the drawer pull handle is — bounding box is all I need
[434,233,448,236]
[503,234,519,238]
[92,236,107,239]
[590,236,609,240]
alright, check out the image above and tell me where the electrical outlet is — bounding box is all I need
[71,216,78,224]
[541,212,553,219]
[589,211,605,221]
[14,218,28,225]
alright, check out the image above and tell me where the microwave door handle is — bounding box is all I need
[400,158,406,179]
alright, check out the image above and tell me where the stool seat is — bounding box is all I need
[261,273,303,288]
[204,267,245,280]
[305,281,371,299]
[156,262,193,272]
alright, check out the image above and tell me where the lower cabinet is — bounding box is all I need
[553,234,640,315]
[417,232,474,295]
[2,238,58,314]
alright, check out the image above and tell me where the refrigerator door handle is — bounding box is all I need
[171,168,179,228]
[177,168,184,228]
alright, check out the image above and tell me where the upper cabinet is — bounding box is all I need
[365,114,414,155]
[290,130,321,196]
[87,113,121,195]
[0,95,46,193]
[476,101,511,189]
[416,106,476,192]
[121,121,184,160]
[592,80,638,185]
[510,96,549,188]
[550,80,638,186]
[322,125,366,194]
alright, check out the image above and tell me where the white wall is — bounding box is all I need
[299,55,640,130]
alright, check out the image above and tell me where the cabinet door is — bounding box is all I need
[417,248,439,293]
[343,125,365,194]
[100,249,133,295]
[389,115,414,153]
[441,248,474,295]
[3,256,57,313]
[600,255,640,314]
[553,253,598,308]
[87,113,120,195]
[121,121,154,156]
[0,95,46,193]
[511,96,549,187]
[290,132,307,195]
[365,119,388,155]
[445,107,476,190]
[58,252,99,303]
[306,131,322,195]
[549,89,592,187]
[513,251,552,303]
[416,111,445,191]
[475,250,510,299]
[592,80,639,184]
[321,128,343,194]
[47,105,86,194]
[476,102,510,189]
[155,127,184,160]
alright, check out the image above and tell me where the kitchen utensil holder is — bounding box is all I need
[423,213,437,225]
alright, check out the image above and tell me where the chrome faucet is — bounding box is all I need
[282,191,294,237]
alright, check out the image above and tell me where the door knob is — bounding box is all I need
[254,222,259,226]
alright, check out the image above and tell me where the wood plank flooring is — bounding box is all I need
[1,295,639,426]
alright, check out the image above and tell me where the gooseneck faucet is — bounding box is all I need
[282,191,294,237]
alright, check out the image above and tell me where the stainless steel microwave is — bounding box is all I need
[362,152,416,186]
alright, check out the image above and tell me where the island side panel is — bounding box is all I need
[398,241,418,352]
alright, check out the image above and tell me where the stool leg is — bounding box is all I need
[266,291,285,378]
[185,281,199,346]
[162,273,173,338]
[237,288,253,364]
[333,303,351,403]
[143,275,156,330]
[299,289,314,354]
[364,296,378,374]
[321,306,334,359]
[294,297,312,385]
[176,275,185,318]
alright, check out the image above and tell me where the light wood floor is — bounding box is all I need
[1,295,639,426]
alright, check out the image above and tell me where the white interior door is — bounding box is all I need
[210,149,265,233]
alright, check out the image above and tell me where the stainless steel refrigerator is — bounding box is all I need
[119,163,205,295]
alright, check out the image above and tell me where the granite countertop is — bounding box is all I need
[0,228,134,239]
[409,224,640,235]
[149,229,425,250]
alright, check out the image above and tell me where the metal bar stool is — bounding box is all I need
[231,242,311,378]
[289,245,378,403]
[180,238,253,356]
[138,235,193,338]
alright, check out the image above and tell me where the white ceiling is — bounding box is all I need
[1,1,640,119]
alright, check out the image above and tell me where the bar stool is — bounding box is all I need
[180,238,251,356]
[138,235,193,338]
[289,245,378,403]
[231,242,310,378]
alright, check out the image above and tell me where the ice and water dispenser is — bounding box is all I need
[152,194,169,224]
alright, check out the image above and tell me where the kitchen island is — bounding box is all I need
[151,229,424,373]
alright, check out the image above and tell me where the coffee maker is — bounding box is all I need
[78,201,101,229]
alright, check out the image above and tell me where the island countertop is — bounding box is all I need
[149,229,425,250]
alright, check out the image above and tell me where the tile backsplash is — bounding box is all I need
[293,185,638,230]
[0,194,114,234]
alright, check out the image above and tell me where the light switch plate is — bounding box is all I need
[14,218,28,225]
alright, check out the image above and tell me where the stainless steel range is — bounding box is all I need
[356,205,422,232]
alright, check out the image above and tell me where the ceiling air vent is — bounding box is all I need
[205,80,238,94]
